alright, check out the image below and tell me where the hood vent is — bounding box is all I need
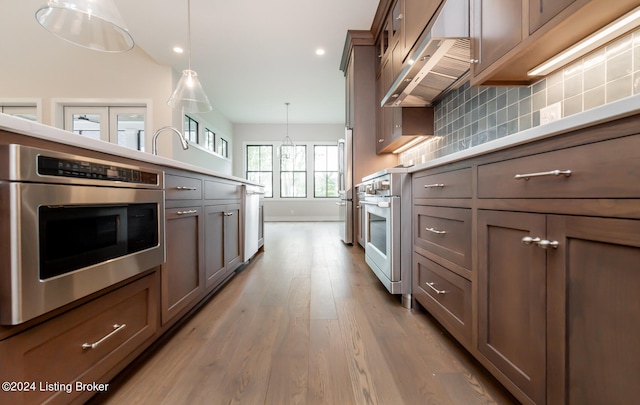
[382,0,470,107]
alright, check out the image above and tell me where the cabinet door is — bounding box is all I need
[478,210,546,405]
[162,207,204,325]
[224,203,242,273]
[546,215,640,404]
[529,0,576,34]
[404,0,442,53]
[204,205,226,289]
[471,0,523,76]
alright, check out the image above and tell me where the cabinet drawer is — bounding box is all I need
[478,135,640,199]
[204,179,239,200]
[414,253,471,344]
[165,173,202,200]
[413,168,472,199]
[414,205,472,271]
[0,273,157,405]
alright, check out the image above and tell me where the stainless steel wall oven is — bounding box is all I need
[361,168,412,308]
[0,144,164,325]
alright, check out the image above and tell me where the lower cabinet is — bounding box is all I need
[478,210,640,404]
[162,207,205,325]
[204,203,242,290]
[0,272,158,405]
[477,210,546,404]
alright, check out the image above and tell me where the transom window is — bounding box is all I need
[184,115,198,143]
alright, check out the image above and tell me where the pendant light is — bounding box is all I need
[278,102,295,160]
[35,0,134,52]
[167,0,212,113]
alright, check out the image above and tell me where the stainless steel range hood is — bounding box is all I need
[381,0,470,107]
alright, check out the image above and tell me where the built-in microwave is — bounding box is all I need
[0,144,165,325]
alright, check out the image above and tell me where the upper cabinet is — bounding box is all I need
[470,0,640,85]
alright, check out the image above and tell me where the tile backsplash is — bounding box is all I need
[399,28,640,165]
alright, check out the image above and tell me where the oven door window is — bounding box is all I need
[39,205,128,279]
[368,212,387,255]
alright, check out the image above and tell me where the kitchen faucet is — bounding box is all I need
[152,126,189,155]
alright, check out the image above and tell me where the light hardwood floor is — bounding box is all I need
[92,222,518,405]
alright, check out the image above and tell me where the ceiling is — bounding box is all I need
[109,0,380,124]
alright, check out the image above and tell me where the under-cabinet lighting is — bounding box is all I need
[528,5,640,76]
[392,136,429,154]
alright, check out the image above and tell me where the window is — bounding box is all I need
[184,115,198,143]
[280,145,306,198]
[1,105,38,122]
[314,145,339,197]
[204,128,215,152]
[246,145,273,197]
[218,137,228,158]
[64,106,146,151]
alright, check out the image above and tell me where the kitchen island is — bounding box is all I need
[0,115,263,405]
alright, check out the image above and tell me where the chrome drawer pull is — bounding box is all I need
[521,236,541,245]
[176,210,197,215]
[424,183,445,188]
[426,227,446,234]
[82,324,126,350]
[223,212,234,216]
[514,169,571,180]
[426,282,446,295]
[536,239,559,249]
[176,186,197,190]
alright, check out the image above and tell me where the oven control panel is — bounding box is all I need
[38,155,158,185]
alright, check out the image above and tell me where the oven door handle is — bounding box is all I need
[360,200,390,208]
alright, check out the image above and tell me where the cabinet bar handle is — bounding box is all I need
[176,210,197,215]
[82,324,126,350]
[426,282,446,295]
[424,183,445,188]
[537,239,559,249]
[514,169,571,180]
[426,227,446,234]
[223,212,234,216]
[176,186,197,190]
[521,236,541,245]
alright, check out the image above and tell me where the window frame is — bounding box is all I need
[246,144,274,198]
[313,144,339,198]
[279,144,307,198]
[184,115,199,143]
[204,128,216,152]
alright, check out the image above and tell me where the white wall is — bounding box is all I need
[233,123,344,221]
[0,1,231,174]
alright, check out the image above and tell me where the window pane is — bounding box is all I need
[313,145,339,197]
[115,113,144,151]
[72,114,101,140]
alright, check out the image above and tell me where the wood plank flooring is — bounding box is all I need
[91,222,518,405]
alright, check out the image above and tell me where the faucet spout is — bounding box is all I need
[152,126,189,155]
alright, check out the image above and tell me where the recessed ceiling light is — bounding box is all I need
[315,48,326,56]
[173,47,184,54]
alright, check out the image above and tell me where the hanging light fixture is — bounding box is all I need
[167,0,212,113]
[278,102,295,160]
[35,0,134,52]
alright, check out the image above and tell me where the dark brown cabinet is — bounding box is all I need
[546,215,640,404]
[529,0,576,34]
[376,107,434,154]
[204,203,242,290]
[411,114,640,404]
[470,0,523,77]
[0,272,158,405]
[470,0,637,84]
[477,210,546,405]
[162,206,204,325]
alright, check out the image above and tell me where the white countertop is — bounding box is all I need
[408,94,640,173]
[0,113,258,185]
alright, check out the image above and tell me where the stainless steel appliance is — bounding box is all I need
[337,129,353,244]
[243,184,265,261]
[0,144,165,325]
[361,168,412,308]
